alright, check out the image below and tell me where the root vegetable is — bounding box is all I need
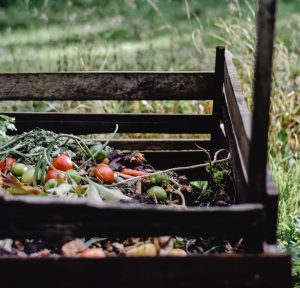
[121,168,146,177]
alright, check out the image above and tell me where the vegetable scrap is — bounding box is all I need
[0,116,234,207]
[0,116,240,258]
[0,237,244,258]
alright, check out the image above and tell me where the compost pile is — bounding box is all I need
[0,116,240,258]
[0,237,243,258]
[0,116,234,206]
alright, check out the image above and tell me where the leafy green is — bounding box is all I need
[0,115,16,142]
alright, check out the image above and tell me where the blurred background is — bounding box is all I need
[0,0,299,284]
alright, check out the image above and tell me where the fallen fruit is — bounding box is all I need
[52,154,73,171]
[11,163,27,177]
[44,179,58,191]
[0,157,16,172]
[168,249,187,256]
[93,164,115,184]
[150,172,170,185]
[45,169,64,182]
[80,248,106,258]
[90,145,108,163]
[147,186,167,202]
[21,167,35,184]
[126,243,157,256]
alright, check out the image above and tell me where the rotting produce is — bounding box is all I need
[0,115,243,258]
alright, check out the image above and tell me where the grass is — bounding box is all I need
[0,0,299,285]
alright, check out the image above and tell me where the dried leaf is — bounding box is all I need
[2,174,43,195]
[87,179,131,202]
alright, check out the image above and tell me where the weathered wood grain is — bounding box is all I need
[0,254,292,288]
[264,168,279,244]
[211,46,225,150]
[224,51,251,182]
[4,112,214,134]
[0,72,215,100]
[221,97,248,203]
[248,0,277,203]
[108,139,211,151]
[0,197,264,240]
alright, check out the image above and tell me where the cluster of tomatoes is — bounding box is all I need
[0,145,117,192]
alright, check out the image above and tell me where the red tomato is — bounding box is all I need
[51,154,73,171]
[45,169,65,182]
[92,164,115,184]
[0,157,17,172]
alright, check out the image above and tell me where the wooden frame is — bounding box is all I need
[0,0,292,287]
[0,52,278,246]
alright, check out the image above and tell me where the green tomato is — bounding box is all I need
[150,172,170,185]
[90,145,108,163]
[147,186,167,202]
[65,169,81,184]
[11,163,27,177]
[21,167,35,184]
[44,179,58,191]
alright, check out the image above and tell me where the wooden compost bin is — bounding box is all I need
[0,0,292,287]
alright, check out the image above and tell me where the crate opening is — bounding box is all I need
[0,100,214,115]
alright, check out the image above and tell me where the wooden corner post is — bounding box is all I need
[248,0,277,203]
[212,46,225,150]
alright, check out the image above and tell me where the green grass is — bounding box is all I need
[0,0,299,285]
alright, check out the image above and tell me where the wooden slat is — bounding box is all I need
[221,98,248,203]
[0,254,292,288]
[4,112,214,134]
[211,46,225,150]
[109,139,211,151]
[0,72,215,101]
[264,169,279,244]
[224,51,251,181]
[0,197,264,241]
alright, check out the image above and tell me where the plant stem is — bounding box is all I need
[106,150,230,187]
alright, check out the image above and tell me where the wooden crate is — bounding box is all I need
[0,0,292,287]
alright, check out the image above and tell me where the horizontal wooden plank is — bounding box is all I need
[0,254,291,288]
[108,139,211,151]
[4,112,214,134]
[0,72,215,100]
[224,51,251,182]
[0,196,264,241]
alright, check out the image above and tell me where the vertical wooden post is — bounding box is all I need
[212,46,225,150]
[248,0,277,203]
